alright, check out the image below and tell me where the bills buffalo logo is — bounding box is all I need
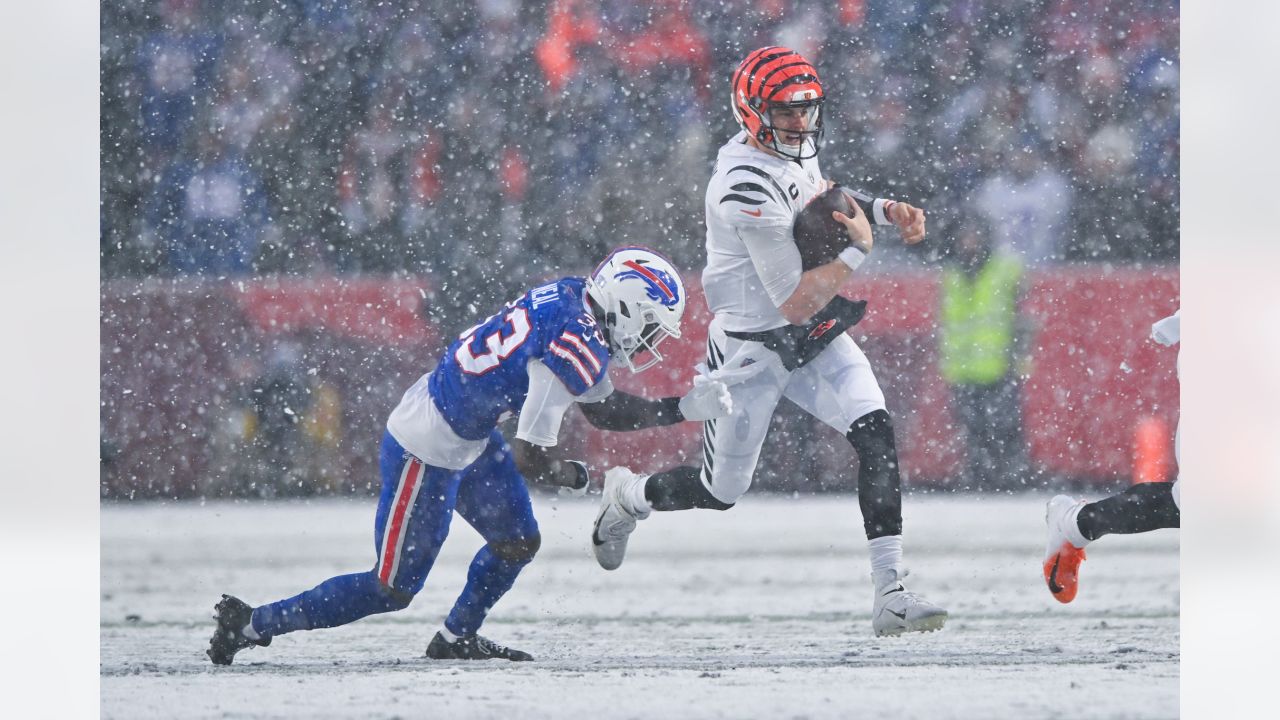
[808,318,838,340]
[616,260,681,307]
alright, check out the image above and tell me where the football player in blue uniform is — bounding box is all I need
[207,247,732,664]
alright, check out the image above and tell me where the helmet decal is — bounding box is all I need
[616,259,680,307]
[585,247,687,374]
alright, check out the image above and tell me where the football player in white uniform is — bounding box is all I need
[1043,310,1181,603]
[591,46,946,636]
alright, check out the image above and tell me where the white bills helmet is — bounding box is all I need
[585,247,686,373]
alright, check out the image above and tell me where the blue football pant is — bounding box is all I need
[251,429,540,640]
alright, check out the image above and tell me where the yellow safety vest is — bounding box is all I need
[939,254,1023,385]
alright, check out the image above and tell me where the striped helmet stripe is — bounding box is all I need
[731,45,783,97]
[748,51,803,97]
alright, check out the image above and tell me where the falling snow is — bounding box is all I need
[98,2,1180,717]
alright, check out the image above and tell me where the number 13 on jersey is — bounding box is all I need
[455,306,531,375]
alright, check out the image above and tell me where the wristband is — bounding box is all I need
[873,198,896,225]
[838,246,867,271]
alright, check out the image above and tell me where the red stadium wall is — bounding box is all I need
[100,268,1178,498]
[588,268,1180,485]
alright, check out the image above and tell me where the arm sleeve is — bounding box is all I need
[579,391,684,431]
[515,359,578,447]
[737,223,805,309]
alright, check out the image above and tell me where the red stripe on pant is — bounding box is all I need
[378,458,423,586]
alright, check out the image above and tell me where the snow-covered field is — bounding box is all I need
[101,492,1179,719]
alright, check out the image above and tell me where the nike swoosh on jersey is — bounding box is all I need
[740,208,763,217]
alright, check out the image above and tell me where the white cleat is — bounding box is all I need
[871,568,948,637]
[591,467,649,571]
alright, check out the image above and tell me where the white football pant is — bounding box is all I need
[698,316,887,504]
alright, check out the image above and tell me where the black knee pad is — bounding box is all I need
[845,409,896,458]
[490,534,541,565]
[845,409,904,539]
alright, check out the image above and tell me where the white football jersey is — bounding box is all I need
[702,132,893,333]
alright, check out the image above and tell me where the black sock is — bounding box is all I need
[1076,482,1180,541]
[644,465,734,511]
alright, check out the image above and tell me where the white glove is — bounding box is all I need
[1150,310,1180,346]
[678,374,733,421]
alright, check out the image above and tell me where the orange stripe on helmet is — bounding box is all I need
[752,56,820,102]
[731,46,783,95]
[741,49,797,99]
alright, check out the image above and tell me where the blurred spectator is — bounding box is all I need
[938,216,1031,491]
[974,143,1073,266]
[136,0,222,158]
[144,124,271,275]
[103,0,1179,278]
[211,341,345,497]
[334,92,408,272]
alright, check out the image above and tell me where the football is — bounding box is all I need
[792,186,861,269]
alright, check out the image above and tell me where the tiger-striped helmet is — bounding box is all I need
[731,46,825,160]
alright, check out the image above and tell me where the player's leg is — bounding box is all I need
[1078,482,1181,538]
[786,335,900,543]
[425,430,537,661]
[209,432,459,665]
[592,322,788,569]
[1044,481,1180,603]
[785,335,947,635]
[650,322,790,510]
[1045,413,1181,603]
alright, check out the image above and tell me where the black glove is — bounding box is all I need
[728,295,868,371]
[791,295,867,368]
[559,460,590,497]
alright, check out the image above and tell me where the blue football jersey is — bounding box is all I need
[427,277,611,440]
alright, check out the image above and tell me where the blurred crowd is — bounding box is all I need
[101,0,1179,288]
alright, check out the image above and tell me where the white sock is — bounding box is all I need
[241,622,260,641]
[625,474,652,518]
[1064,503,1090,549]
[438,626,460,643]
[868,535,904,577]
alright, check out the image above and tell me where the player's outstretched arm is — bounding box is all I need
[578,392,682,431]
[579,378,731,431]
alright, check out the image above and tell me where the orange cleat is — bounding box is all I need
[1043,495,1090,603]
[1043,543,1087,603]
